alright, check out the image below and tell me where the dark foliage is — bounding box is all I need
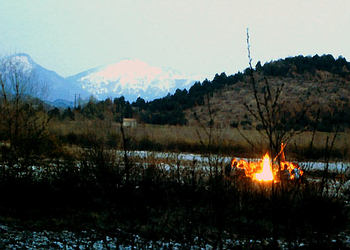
[135,54,350,126]
[260,54,350,77]
[55,55,350,128]
[0,144,348,246]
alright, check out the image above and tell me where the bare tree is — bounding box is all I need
[0,55,50,164]
[244,30,306,161]
[193,93,225,178]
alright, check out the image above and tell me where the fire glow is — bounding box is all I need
[231,146,303,182]
[254,153,274,181]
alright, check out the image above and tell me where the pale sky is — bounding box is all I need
[1,0,349,79]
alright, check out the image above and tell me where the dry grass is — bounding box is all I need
[185,72,350,128]
[48,119,350,160]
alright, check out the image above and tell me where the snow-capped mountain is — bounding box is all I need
[67,59,197,101]
[0,53,87,102]
[1,54,199,104]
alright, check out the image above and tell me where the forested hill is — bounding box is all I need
[55,54,350,131]
[132,54,350,125]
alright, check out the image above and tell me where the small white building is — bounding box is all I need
[122,118,137,128]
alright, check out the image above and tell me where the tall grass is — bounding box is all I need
[49,119,350,161]
[0,123,349,247]
[0,144,348,247]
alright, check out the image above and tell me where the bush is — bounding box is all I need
[0,143,348,246]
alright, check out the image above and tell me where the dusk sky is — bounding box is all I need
[1,0,349,79]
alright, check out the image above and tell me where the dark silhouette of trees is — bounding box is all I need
[55,54,350,127]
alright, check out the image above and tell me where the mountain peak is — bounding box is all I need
[84,59,163,84]
[11,52,32,58]
[4,53,35,73]
[9,53,34,63]
[1,54,198,103]
[69,59,197,101]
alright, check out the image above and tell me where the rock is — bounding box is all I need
[0,225,9,232]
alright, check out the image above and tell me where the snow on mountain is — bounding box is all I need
[0,53,87,102]
[67,59,197,101]
[7,54,34,73]
[1,54,200,104]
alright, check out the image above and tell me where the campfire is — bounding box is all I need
[230,143,303,182]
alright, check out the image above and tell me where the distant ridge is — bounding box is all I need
[1,53,349,114]
[0,54,198,103]
[1,53,87,102]
[66,59,197,101]
[135,54,350,126]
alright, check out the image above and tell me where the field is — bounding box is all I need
[49,119,350,161]
[0,118,350,248]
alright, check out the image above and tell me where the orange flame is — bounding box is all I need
[231,146,303,182]
[254,153,274,182]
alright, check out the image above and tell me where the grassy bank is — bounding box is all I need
[0,146,349,247]
[0,118,348,247]
[49,119,350,161]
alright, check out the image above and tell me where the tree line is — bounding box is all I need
[49,54,350,132]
